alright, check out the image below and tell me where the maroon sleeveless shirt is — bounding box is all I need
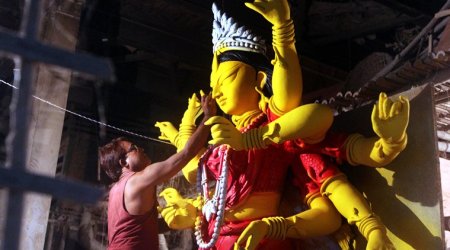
[107,171,159,250]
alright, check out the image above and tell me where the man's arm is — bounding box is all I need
[137,94,216,187]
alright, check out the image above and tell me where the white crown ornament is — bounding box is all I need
[212,3,266,55]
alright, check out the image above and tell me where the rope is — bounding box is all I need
[0,78,171,145]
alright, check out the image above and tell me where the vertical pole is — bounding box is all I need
[3,0,43,249]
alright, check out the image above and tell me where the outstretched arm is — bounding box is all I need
[179,91,216,183]
[246,0,302,114]
[234,195,341,250]
[137,94,216,187]
[206,103,334,150]
[155,91,214,183]
[346,92,409,167]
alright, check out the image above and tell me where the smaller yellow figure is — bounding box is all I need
[158,187,203,229]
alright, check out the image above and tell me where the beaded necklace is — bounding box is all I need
[194,112,267,248]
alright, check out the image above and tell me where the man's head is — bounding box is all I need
[99,137,151,182]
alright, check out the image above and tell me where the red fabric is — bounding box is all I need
[289,132,348,189]
[203,143,297,209]
[199,111,312,249]
[199,108,348,249]
[290,157,321,199]
[202,113,297,209]
[107,171,159,250]
[291,131,350,164]
[299,154,342,185]
[268,108,346,196]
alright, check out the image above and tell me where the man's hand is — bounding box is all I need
[155,121,179,146]
[204,116,244,150]
[372,92,409,142]
[245,0,290,26]
[201,92,217,119]
[234,220,270,250]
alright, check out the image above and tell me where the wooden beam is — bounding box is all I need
[117,17,211,70]
[0,167,104,204]
[0,28,115,80]
[311,15,426,46]
[373,0,431,19]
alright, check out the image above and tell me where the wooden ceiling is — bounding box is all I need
[68,0,450,136]
[75,0,446,92]
[0,0,436,142]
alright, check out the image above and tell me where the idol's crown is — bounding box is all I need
[212,3,266,55]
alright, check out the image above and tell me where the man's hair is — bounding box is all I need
[98,137,129,182]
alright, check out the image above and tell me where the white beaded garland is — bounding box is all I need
[195,145,230,249]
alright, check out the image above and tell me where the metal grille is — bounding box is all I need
[0,0,113,249]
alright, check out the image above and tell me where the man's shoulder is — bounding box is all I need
[123,172,157,214]
[125,171,156,194]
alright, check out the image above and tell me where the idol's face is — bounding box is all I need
[211,61,260,115]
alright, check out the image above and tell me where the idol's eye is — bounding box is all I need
[220,74,235,87]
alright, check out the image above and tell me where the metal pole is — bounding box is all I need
[3,0,43,249]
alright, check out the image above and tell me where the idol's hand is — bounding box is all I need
[245,0,290,26]
[366,230,396,250]
[155,121,179,146]
[181,92,203,126]
[372,92,409,143]
[158,188,200,229]
[234,220,270,250]
[205,116,245,150]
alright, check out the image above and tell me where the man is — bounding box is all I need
[99,93,216,250]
